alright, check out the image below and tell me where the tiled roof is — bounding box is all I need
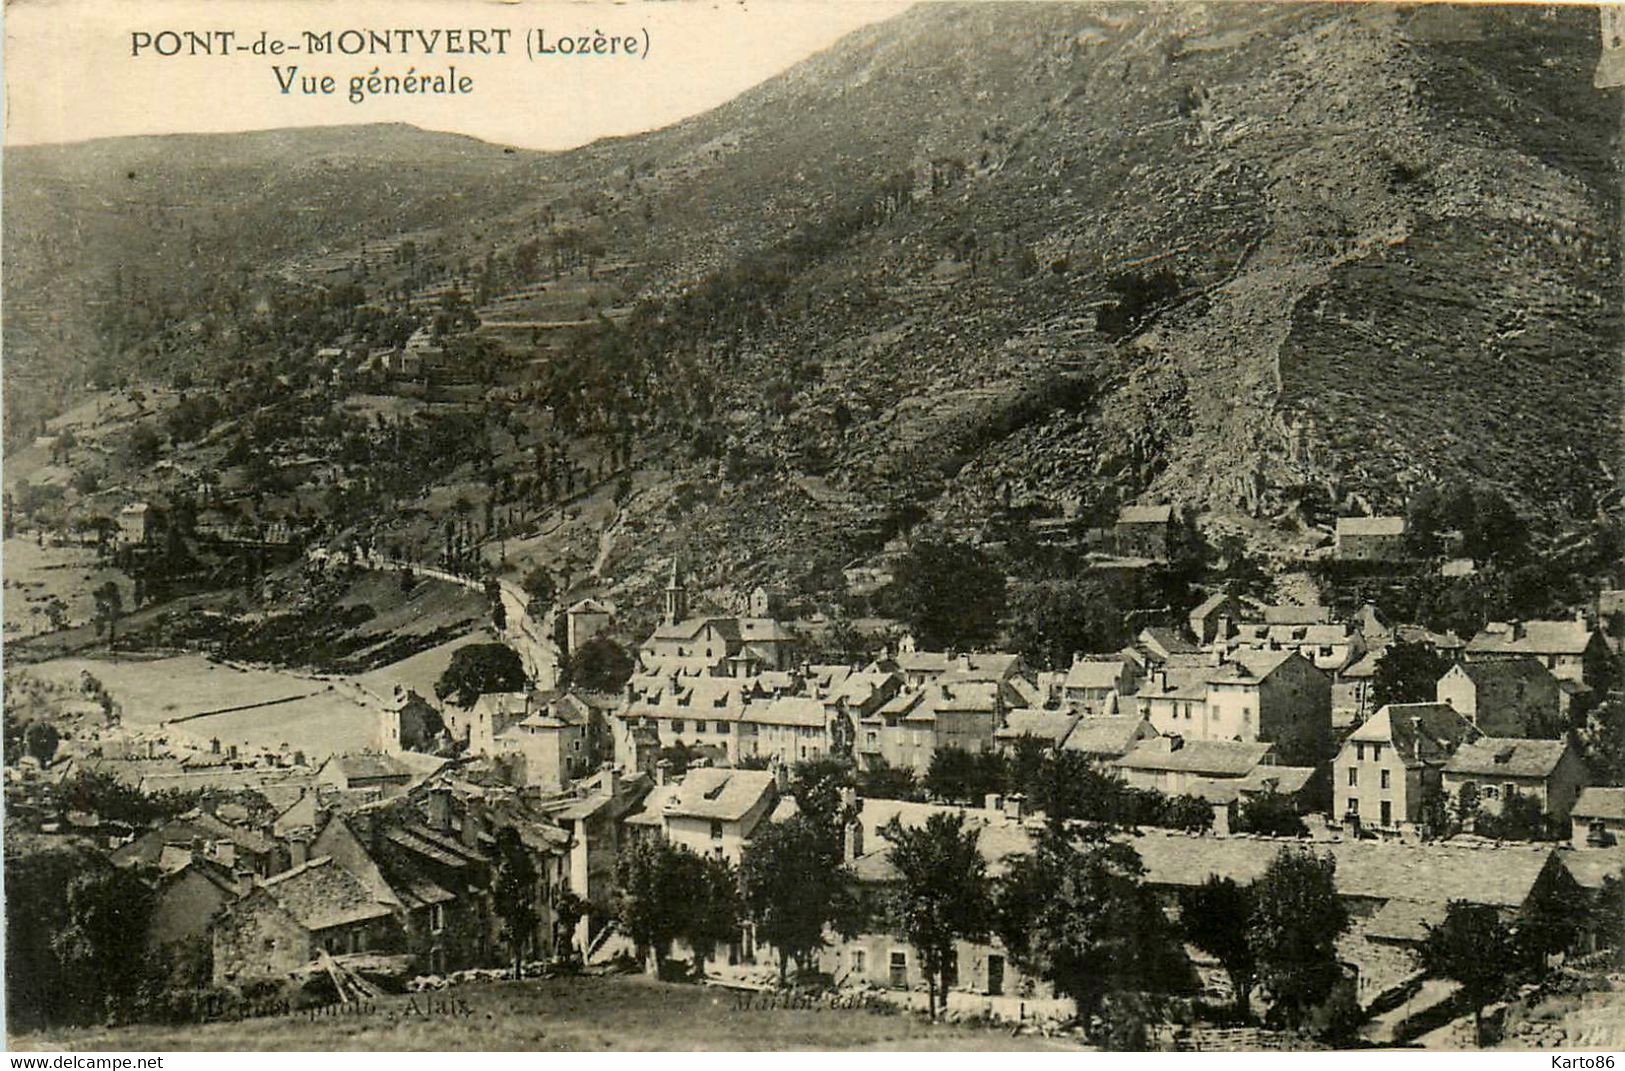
[1061,715,1150,758]
[1114,738,1271,777]
[1348,704,1477,769]
[1444,738,1572,779]
[1572,787,1625,821]
[1237,765,1316,796]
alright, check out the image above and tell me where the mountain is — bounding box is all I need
[4,3,1620,608]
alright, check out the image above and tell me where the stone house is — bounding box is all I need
[1114,503,1175,560]
[564,598,613,654]
[1059,714,1159,766]
[1333,516,1408,561]
[622,765,782,865]
[1441,737,1588,821]
[211,857,397,985]
[1333,703,1478,833]
[1570,787,1625,850]
[1435,658,1563,738]
[376,686,445,754]
[1061,656,1141,712]
[1112,737,1275,795]
[1465,616,1611,689]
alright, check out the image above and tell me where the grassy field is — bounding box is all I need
[2,537,135,640]
[23,654,385,758]
[9,974,1079,1052]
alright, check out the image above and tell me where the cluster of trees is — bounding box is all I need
[434,643,527,708]
[5,848,209,1030]
[613,835,746,980]
[1419,783,1564,844]
[1404,484,1528,564]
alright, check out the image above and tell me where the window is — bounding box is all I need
[672,719,686,734]
[1347,797,1359,815]
[430,904,445,934]
[851,949,866,975]
[1372,744,1382,762]
[710,820,724,841]
[889,951,908,988]
[714,721,728,734]
[1356,743,1364,761]
[1348,767,1358,787]
[1483,784,1500,800]
[943,953,959,989]
[1380,769,1390,790]
[1380,800,1392,827]
[866,731,878,747]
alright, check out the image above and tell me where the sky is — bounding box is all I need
[3,0,913,150]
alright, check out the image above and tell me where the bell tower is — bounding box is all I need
[663,558,688,625]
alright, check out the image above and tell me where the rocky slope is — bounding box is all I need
[5,3,1619,606]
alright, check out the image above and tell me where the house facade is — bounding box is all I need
[1441,737,1588,821]
[1333,703,1477,832]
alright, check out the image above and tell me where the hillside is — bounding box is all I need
[4,3,1620,617]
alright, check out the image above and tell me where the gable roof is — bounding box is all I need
[1117,504,1173,525]
[1572,787,1625,822]
[1207,647,1298,685]
[1445,657,1558,691]
[1348,704,1477,768]
[995,710,1079,746]
[1061,715,1152,758]
[1444,737,1572,779]
[660,768,777,822]
[1114,738,1271,777]
[256,856,395,932]
[743,696,827,728]
[1468,620,1599,657]
[1064,659,1130,690]
[1336,515,1406,537]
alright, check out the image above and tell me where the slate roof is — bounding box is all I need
[1348,704,1477,769]
[1446,657,1558,692]
[1064,659,1130,691]
[658,768,777,822]
[743,697,827,728]
[1114,738,1272,777]
[1207,648,1297,684]
[1468,620,1599,657]
[995,710,1079,745]
[1444,738,1572,779]
[1559,847,1625,890]
[1362,898,1446,943]
[1140,628,1199,657]
[1117,504,1174,525]
[1260,605,1332,626]
[1336,516,1406,537]
[257,857,394,932]
[1237,765,1317,796]
[1572,787,1625,821]
[1061,715,1151,758]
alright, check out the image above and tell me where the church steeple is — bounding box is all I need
[663,558,688,625]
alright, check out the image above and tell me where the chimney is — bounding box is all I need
[227,744,239,762]
[655,758,672,787]
[985,793,1004,813]
[1004,794,1026,822]
[1217,614,1232,640]
[215,840,237,869]
[289,837,310,867]
[427,787,453,831]
[460,801,485,848]
[1210,647,1224,667]
[293,750,306,767]
[1071,651,1084,667]
[1167,733,1185,752]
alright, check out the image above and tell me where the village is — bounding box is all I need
[5,491,1624,1051]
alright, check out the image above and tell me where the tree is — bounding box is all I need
[23,721,60,766]
[492,827,538,979]
[1235,790,1308,838]
[613,836,685,976]
[552,890,587,962]
[520,567,556,614]
[998,828,1186,1030]
[92,581,124,652]
[1577,697,1625,786]
[1418,901,1521,1045]
[1369,640,1449,711]
[1161,794,1216,834]
[1246,849,1349,1028]
[1006,577,1131,671]
[740,815,859,983]
[125,423,162,466]
[565,636,635,694]
[925,747,1003,804]
[676,852,741,979]
[1179,876,1256,1018]
[882,812,992,1018]
[434,643,526,707]
[858,759,924,801]
[883,540,1005,650]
